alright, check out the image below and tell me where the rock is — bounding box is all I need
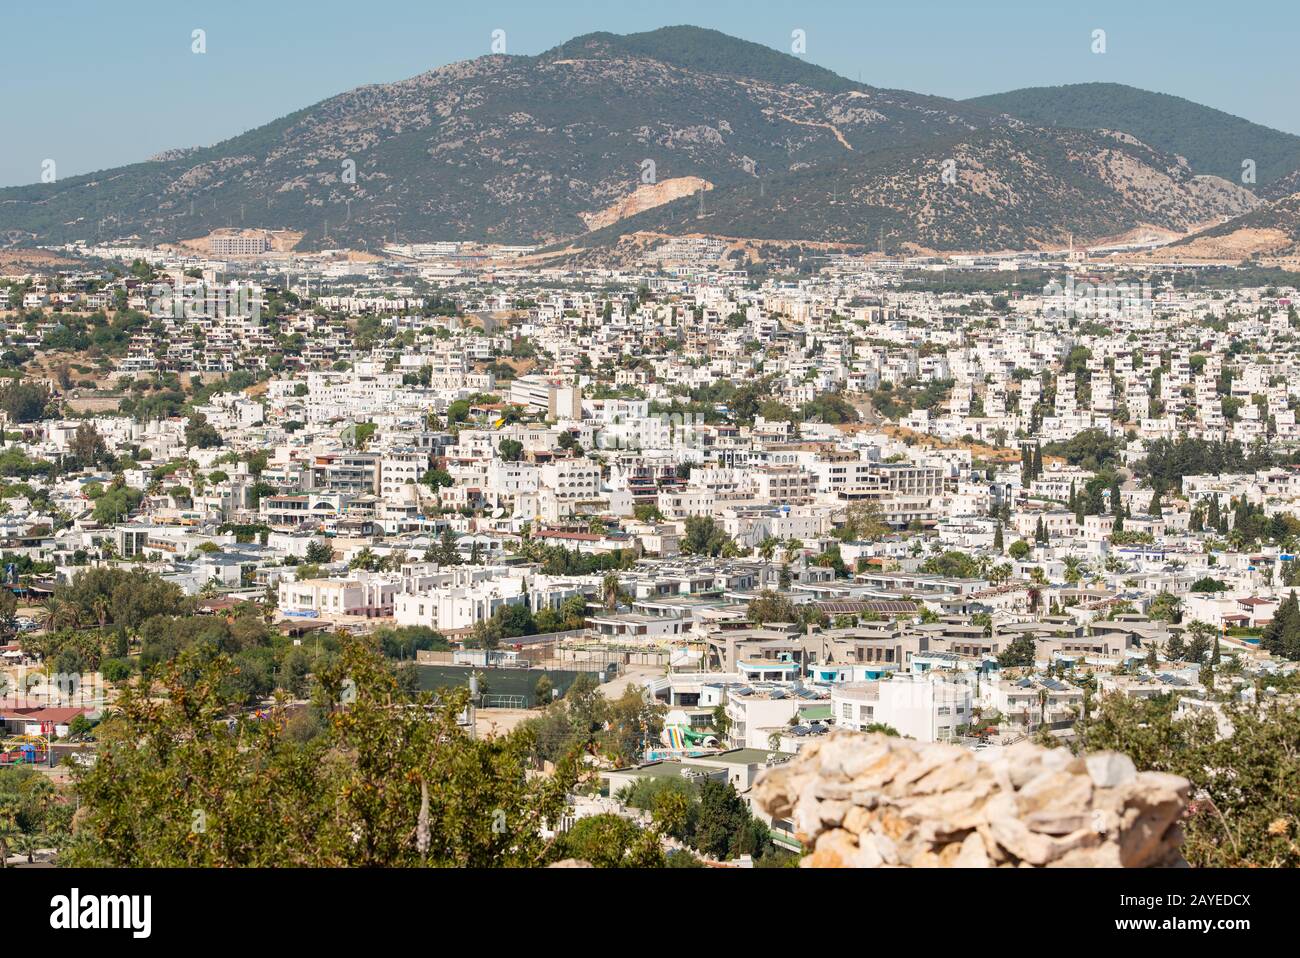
[809,828,860,868]
[953,830,991,868]
[1085,751,1137,788]
[1025,809,1092,835]
[752,730,1190,869]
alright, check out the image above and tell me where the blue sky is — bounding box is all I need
[3,0,1297,186]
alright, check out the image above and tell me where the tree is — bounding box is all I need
[552,813,664,867]
[349,548,380,571]
[919,551,981,579]
[838,500,888,542]
[1008,540,1031,560]
[601,684,665,766]
[533,674,553,706]
[65,637,588,867]
[184,413,222,449]
[711,703,731,739]
[992,522,1004,553]
[498,438,524,462]
[747,590,798,625]
[1260,590,1300,660]
[69,423,109,469]
[0,589,17,640]
[859,722,900,737]
[1148,591,1182,624]
[436,528,461,565]
[304,540,334,564]
[1185,621,1216,664]
[693,780,771,861]
[1076,692,1300,867]
[681,516,733,557]
[997,635,1036,668]
[0,381,49,423]
[601,572,623,612]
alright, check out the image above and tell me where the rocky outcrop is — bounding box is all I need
[578,177,713,231]
[753,731,1190,867]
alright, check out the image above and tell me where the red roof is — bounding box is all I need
[0,706,90,722]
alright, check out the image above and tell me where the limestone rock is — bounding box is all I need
[752,731,1190,868]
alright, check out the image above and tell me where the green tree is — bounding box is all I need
[998,635,1036,668]
[747,590,798,625]
[1149,591,1182,624]
[681,516,734,557]
[65,637,587,867]
[1077,692,1300,867]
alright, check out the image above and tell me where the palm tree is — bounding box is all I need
[91,595,109,632]
[42,595,80,633]
[758,536,778,562]
[601,573,622,612]
[349,548,378,571]
[14,830,42,865]
[0,817,18,869]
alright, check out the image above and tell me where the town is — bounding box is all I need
[1,230,1297,870]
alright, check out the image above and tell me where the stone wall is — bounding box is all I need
[752,731,1190,867]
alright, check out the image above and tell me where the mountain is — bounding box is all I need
[1156,189,1300,262]
[0,28,1262,254]
[573,126,1257,255]
[966,83,1300,197]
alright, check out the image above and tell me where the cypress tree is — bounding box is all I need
[1262,591,1298,656]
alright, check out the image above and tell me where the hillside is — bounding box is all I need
[1160,189,1300,262]
[572,126,1258,254]
[966,83,1300,195]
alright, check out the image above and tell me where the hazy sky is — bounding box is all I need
[3,0,1297,187]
